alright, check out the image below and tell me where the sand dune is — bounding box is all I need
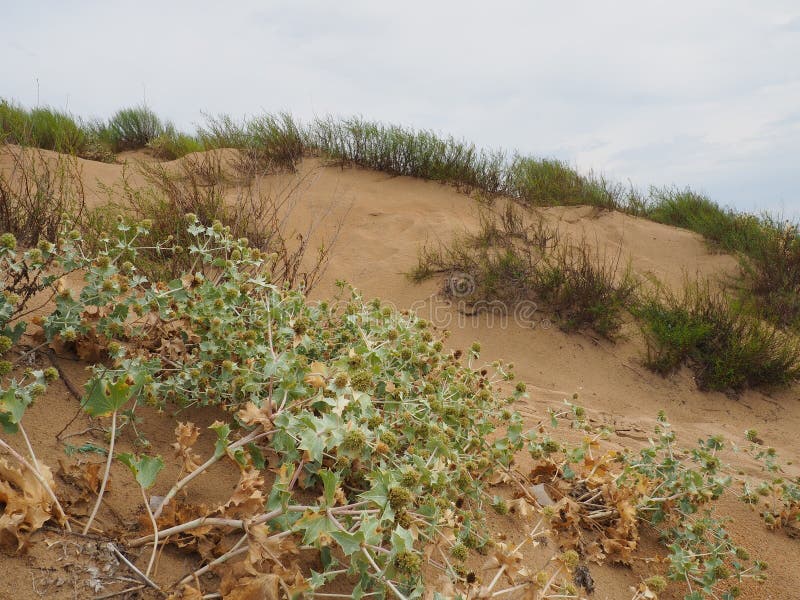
[1,147,797,599]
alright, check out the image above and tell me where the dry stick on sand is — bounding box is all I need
[107,542,161,592]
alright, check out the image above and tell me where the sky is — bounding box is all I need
[2,1,799,218]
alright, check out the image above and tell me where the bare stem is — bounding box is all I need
[141,486,159,578]
[152,426,270,520]
[106,542,160,591]
[84,409,117,535]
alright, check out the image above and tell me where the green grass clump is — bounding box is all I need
[0,99,115,161]
[146,124,204,160]
[199,112,304,173]
[307,116,507,193]
[738,219,800,330]
[105,105,165,151]
[0,99,29,144]
[645,187,768,254]
[27,106,86,153]
[636,283,800,391]
[504,156,618,209]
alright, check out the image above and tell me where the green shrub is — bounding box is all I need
[199,112,304,174]
[738,219,800,330]
[245,111,305,171]
[0,99,29,145]
[535,241,638,336]
[106,105,164,151]
[636,283,800,390]
[7,219,527,596]
[197,113,249,149]
[27,107,86,153]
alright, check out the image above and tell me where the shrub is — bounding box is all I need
[413,203,638,338]
[0,146,85,246]
[635,282,800,390]
[245,112,305,171]
[737,219,800,330]
[0,99,29,145]
[27,107,86,154]
[307,116,507,192]
[106,105,164,151]
[5,220,531,596]
[198,112,305,175]
[197,113,249,149]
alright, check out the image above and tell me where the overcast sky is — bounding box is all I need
[2,1,798,217]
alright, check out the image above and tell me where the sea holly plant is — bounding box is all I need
[0,218,771,598]
[518,409,766,600]
[0,217,533,596]
[739,430,800,536]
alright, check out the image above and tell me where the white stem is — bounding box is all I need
[141,486,159,578]
[152,426,268,520]
[84,410,117,534]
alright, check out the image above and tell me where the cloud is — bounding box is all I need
[0,0,798,217]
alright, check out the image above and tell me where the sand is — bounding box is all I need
[0,148,796,599]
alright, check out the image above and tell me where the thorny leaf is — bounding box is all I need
[220,468,265,518]
[154,501,220,558]
[171,422,203,475]
[0,457,59,548]
[222,572,281,600]
[237,402,273,429]
[245,523,299,571]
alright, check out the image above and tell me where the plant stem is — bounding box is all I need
[84,409,117,534]
[177,533,249,586]
[106,542,160,591]
[361,548,409,600]
[141,485,159,578]
[152,426,268,520]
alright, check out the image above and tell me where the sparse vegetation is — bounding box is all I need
[146,124,203,160]
[737,218,800,331]
[307,116,508,193]
[412,203,638,338]
[87,152,337,286]
[645,186,768,255]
